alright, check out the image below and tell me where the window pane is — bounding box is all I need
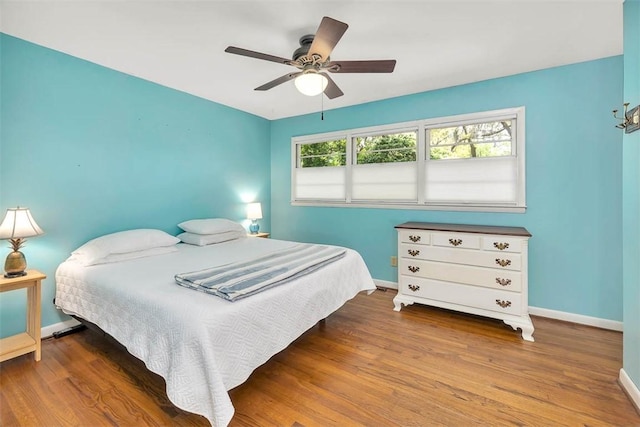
[299,139,347,168]
[429,121,513,160]
[355,132,417,164]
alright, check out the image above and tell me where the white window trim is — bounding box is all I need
[291,107,526,213]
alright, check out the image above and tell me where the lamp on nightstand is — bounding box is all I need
[0,207,44,278]
[246,202,263,234]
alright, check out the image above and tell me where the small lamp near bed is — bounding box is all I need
[246,202,263,234]
[0,207,44,278]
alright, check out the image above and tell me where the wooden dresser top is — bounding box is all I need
[395,222,531,237]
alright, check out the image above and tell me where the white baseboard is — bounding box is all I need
[374,279,397,290]
[41,318,81,339]
[374,279,622,331]
[528,306,622,331]
[620,369,640,413]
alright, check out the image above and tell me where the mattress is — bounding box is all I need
[55,237,376,426]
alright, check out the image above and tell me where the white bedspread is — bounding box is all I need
[55,237,376,426]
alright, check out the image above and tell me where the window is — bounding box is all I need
[352,130,418,202]
[291,107,525,212]
[295,136,347,201]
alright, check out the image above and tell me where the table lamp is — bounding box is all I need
[246,202,263,234]
[0,207,44,278]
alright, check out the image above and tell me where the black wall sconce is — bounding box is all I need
[613,103,640,133]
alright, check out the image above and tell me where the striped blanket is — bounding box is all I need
[174,244,346,301]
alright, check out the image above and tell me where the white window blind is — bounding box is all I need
[352,162,418,201]
[294,166,346,200]
[424,156,517,204]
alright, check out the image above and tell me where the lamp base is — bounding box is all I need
[4,271,27,279]
[4,250,27,278]
[249,220,260,234]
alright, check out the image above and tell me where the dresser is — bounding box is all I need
[394,222,534,341]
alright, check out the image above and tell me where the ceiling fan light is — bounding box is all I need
[294,73,328,96]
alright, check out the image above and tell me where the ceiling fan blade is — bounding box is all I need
[308,17,349,61]
[225,46,292,66]
[326,60,397,73]
[255,72,302,91]
[321,73,344,99]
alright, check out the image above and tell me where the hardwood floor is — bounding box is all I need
[1,289,639,426]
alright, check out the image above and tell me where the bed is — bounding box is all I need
[55,229,376,426]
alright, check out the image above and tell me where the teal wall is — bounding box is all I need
[0,32,629,338]
[623,0,640,393]
[271,56,624,321]
[0,34,271,337]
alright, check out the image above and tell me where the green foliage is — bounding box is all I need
[299,121,511,167]
[429,121,512,160]
[300,139,347,167]
[300,133,417,168]
[356,133,416,164]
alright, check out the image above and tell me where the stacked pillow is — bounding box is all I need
[177,218,247,246]
[70,229,181,266]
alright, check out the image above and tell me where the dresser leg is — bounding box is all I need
[503,319,535,342]
[393,296,413,312]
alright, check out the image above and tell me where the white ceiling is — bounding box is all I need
[0,1,623,120]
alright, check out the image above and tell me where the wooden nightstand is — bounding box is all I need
[0,270,46,362]
[247,232,270,238]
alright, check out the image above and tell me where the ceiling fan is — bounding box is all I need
[225,16,396,99]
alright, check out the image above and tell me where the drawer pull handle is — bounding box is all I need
[495,259,511,267]
[408,249,420,257]
[495,299,512,308]
[409,235,421,242]
[408,284,420,292]
[493,242,510,250]
[496,278,512,286]
[449,238,463,246]
[408,265,420,273]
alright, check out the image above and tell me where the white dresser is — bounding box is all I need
[394,222,534,341]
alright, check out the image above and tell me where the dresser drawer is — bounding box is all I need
[399,276,522,315]
[400,245,521,271]
[399,230,430,245]
[481,236,524,253]
[399,259,522,291]
[431,232,480,250]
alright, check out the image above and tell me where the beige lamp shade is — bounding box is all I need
[0,207,44,239]
[246,203,263,220]
[0,207,44,278]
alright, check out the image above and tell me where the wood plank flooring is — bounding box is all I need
[1,289,639,426]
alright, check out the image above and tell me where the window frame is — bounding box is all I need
[291,107,526,213]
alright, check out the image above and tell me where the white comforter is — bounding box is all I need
[55,237,376,426]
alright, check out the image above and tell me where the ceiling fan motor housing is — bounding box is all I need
[293,34,328,65]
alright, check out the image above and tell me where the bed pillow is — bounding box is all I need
[75,245,179,266]
[178,231,246,246]
[177,218,246,235]
[71,229,180,266]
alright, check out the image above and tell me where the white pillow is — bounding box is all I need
[178,218,246,235]
[71,246,179,266]
[178,231,246,246]
[71,229,180,266]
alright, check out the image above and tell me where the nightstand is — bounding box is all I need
[247,232,270,238]
[0,270,46,362]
